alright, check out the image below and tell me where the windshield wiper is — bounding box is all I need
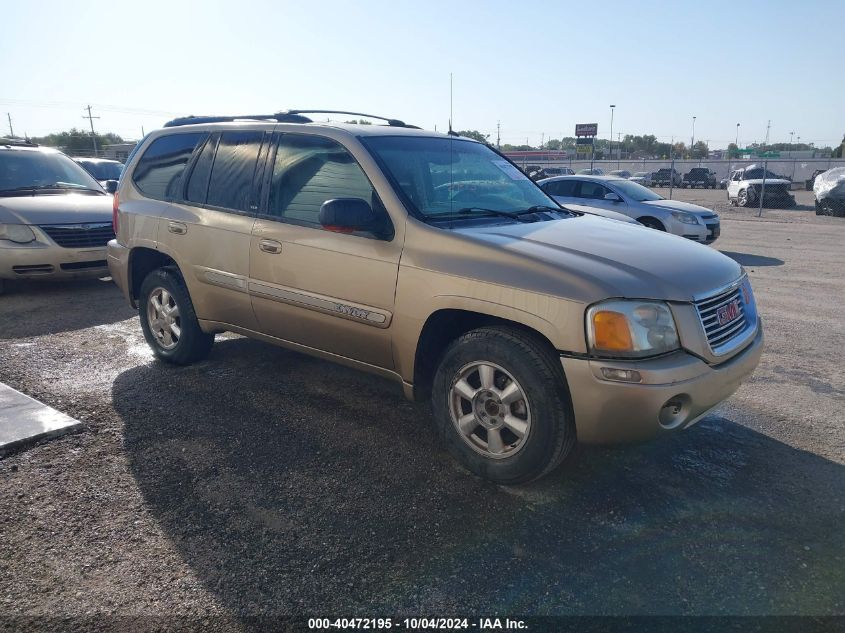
[0,184,104,195]
[450,207,533,222]
[518,204,572,216]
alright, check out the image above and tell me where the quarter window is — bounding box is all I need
[132,133,207,200]
[206,131,264,212]
[267,135,377,228]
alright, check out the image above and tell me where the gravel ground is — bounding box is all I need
[1,189,843,629]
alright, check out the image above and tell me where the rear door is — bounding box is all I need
[155,129,268,329]
[540,178,579,206]
[248,132,401,369]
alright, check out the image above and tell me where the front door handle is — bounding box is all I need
[258,239,282,254]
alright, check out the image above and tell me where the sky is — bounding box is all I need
[2,0,842,149]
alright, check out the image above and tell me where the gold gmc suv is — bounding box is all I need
[108,110,763,484]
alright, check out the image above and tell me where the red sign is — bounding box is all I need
[575,123,598,137]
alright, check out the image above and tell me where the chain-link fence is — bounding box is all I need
[523,158,845,186]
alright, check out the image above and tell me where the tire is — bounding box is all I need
[638,217,666,231]
[737,188,753,207]
[431,326,576,484]
[139,267,214,365]
[815,200,824,216]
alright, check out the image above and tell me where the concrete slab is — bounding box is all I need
[0,383,83,455]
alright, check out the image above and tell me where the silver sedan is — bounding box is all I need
[537,175,720,244]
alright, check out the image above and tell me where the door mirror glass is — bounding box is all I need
[318,198,377,233]
[603,192,621,202]
[104,179,119,194]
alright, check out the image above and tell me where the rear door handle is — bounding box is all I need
[258,239,282,254]
[168,221,187,235]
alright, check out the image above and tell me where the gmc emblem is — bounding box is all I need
[717,300,741,326]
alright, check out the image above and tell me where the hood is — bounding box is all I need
[642,199,717,216]
[0,193,113,225]
[457,215,741,302]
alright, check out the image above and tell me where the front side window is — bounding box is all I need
[608,180,663,202]
[267,134,378,228]
[361,136,556,219]
[205,131,263,212]
[132,133,207,199]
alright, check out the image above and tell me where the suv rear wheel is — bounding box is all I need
[431,326,576,484]
[139,268,214,365]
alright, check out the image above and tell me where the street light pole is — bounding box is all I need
[691,116,696,158]
[609,105,615,164]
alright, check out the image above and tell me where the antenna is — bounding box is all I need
[449,72,453,133]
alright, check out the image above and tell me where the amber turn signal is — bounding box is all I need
[592,310,634,352]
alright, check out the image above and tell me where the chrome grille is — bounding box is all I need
[39,223,114,248]
[696,284,748,351]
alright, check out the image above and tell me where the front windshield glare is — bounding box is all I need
[361,136,556,217]
[610,179,664,202]
[0,151,103,191]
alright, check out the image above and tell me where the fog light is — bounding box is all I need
[600,367,642,383]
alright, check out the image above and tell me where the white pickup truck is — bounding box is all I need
[727,165,795,208]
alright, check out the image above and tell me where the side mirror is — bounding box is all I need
[318,198,378,234]
[104,180,119,194]
[603,192,621,202]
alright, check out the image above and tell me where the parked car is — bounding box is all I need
[108,111,762,484]
[653,168,682,187]
[538,175,721,243]
[813,167,845,216]
[607,170,632,179]
[73,157,123,192]
[719,177,729,189]
[543,167,574,176]
[0,139,113,295]
[629,171,654,187]
[682,168,717,189]
[805,169,827,191]
[727,165,795,208]
[523,165,548,181]
[576,168,604,175]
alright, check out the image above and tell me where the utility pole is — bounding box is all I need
[764,119,771,147]
[6,113,13,137]
[609,104,616,163]
[669,136,675,200]
[617,133,621,169]
[496,121,500,150]
[83,105,100,156]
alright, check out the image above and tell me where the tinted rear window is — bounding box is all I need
[132,133,207,199]
[542,179,577,197]
[205,131,263,212]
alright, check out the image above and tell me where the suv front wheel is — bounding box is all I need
[431,327,576,484]
[139,268,214,365]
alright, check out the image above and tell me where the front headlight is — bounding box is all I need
[670,211,700,225]
[0,224,36,244]
[586,300,680,358]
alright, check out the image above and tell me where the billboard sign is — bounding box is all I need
[575,123,598,137]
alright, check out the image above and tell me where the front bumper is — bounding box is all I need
[670,219,720,244]
[560,323,763,444]
[0,242,108,281]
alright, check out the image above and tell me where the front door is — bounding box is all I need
[249,133,401,369]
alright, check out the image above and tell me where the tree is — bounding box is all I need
[456,130,489,144]
[727,143,739,158]
[30,128,124,155]
[834,135,845,159]
[692,141,709,159]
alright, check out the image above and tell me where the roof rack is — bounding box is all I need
[163,110,419,129]
[283,110,420,129]
[1,138,39,147]
[163,113,312,127]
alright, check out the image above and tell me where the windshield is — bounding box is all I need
[361,136,557,218]
[0,150,103,192]
[610,179,664,202]
[77,160,123,181]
